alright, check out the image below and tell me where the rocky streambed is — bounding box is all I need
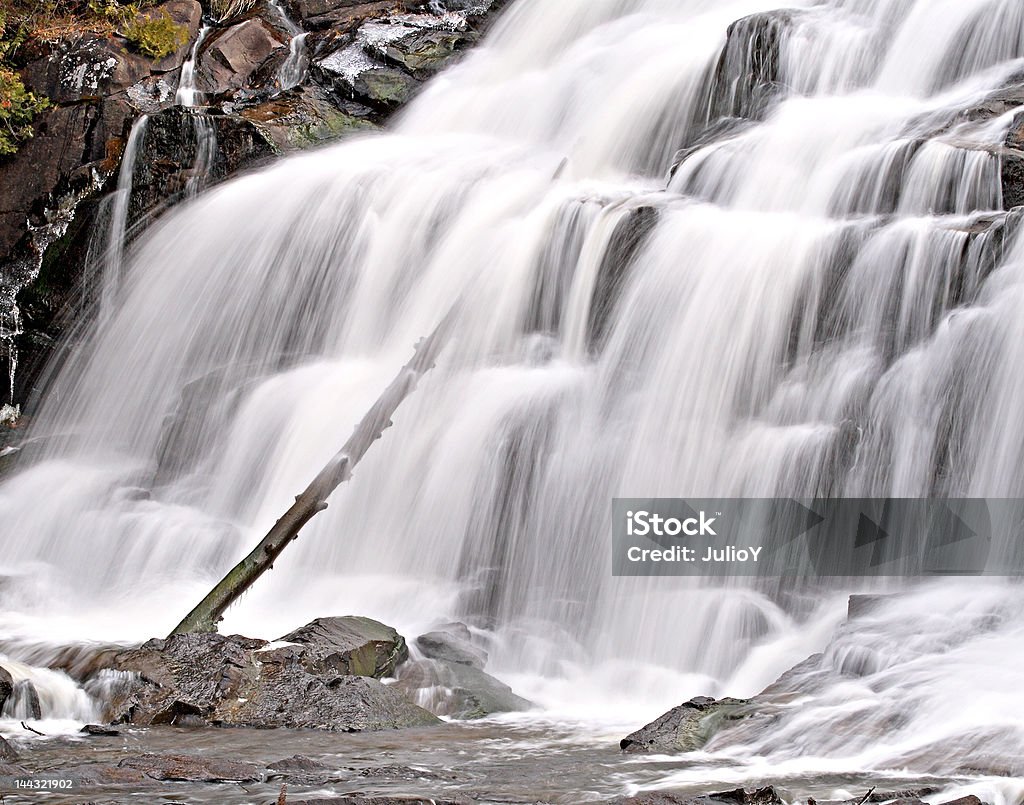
[0,598,1012,804]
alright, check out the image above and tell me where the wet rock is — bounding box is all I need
[0,762,29,780]
[107,628,439,730]
[62,762,149,786]
[10,679,43,720]
[847,594,891,619]
[280,616,409,678]
[1003,108,1024,209]
[128,106,278,218]
[266,754,333,784]
[286,794,466,798]
[117,752,261,782]
[241,85,379,150]
[378,27,477,78]
[80,724,121,736]
[587,205,659,350]
[396,656,531,719]
[197,19,288,96]
[415,624,487,668]
[0,665,13,711]
[0,735,18,762]
[288,0,409,32]
[351,66,420,112]
[613,787,785,805]
[619,696,751,754]
[703,10,795,124]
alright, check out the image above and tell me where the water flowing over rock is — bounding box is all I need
[619,696,751,754]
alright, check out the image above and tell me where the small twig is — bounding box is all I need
[277,783,287,805]
[20,721,44,736]
[855,787,877,805]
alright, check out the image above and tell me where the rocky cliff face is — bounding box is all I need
[0,0,506,411]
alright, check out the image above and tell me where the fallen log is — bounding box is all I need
[170,310,456,635]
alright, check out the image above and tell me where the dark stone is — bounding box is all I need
[10,680,42,720]
[265,754,331,784]
[847,594,890,619]
[280,615,409,678]
[619,696,751,754]
[106,628,439,730]
[415,624,487,668]
[117,753,261,782]
[80,724,121,736]
[128,106,278,221]
[613,787,785,805]
[1003,109,1024,209]
[702,10,795,124]
[0,666,13,712]
[587,205,659,350]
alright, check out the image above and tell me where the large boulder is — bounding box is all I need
[619,696,751,754]
[197,19,288,96]
[280,615,409,678]
[105,626,439,730]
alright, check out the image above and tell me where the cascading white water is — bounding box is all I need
[176,25,217,197]
[0,0,1023,792]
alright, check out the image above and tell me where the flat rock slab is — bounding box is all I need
[117,753,262,782]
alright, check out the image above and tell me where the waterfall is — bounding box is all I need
[1,0,1024,784]
[176,26,217,198]
[96,115,150,321]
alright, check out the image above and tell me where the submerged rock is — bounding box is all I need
[415,624,488,668]
[397,622,531,720]
[619,695,751,754]
[613,786,785,805]
[105,624,439,730]
[117,752,261,782]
